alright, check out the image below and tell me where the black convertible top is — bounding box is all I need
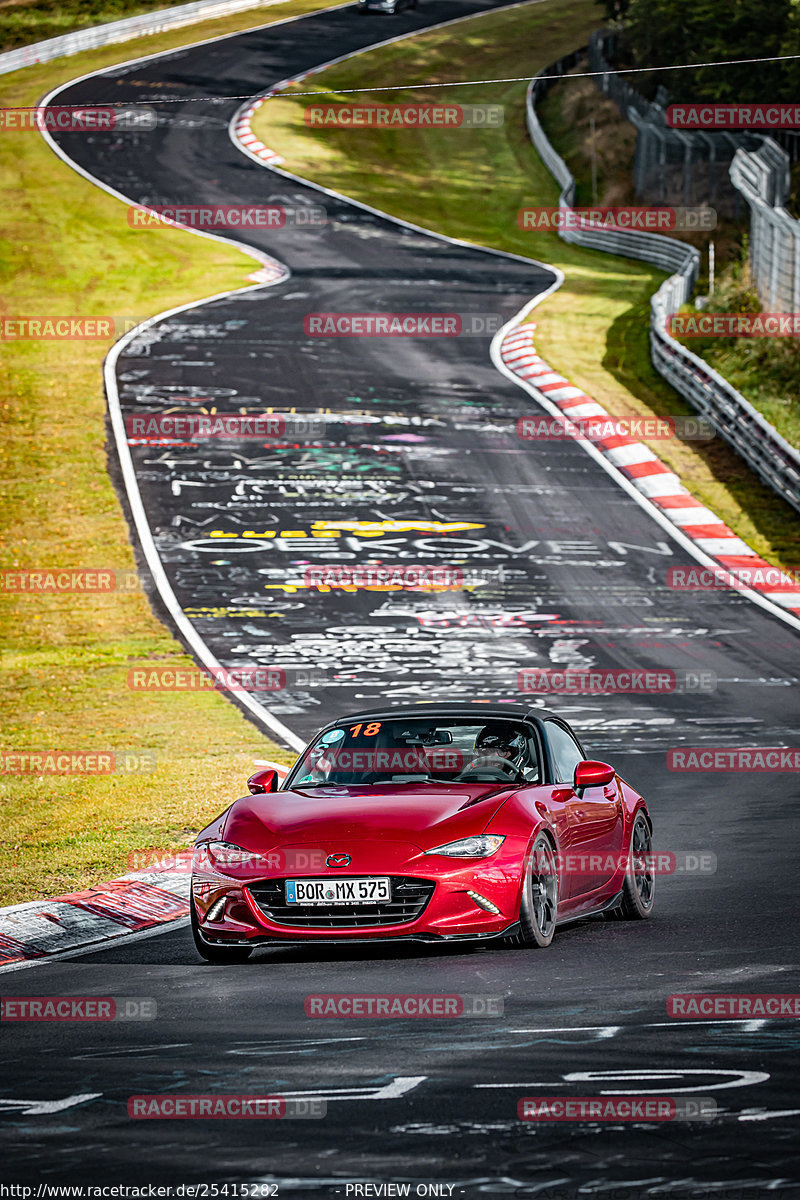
[327,702,560,727]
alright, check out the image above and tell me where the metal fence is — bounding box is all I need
[528,60,699,282]
[731,139,800,313]
[0,0,275,76]
[589,31,757,218]
[526,56,800,517]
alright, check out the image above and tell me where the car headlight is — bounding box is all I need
[425,835,505,858]
[196,841,263,871]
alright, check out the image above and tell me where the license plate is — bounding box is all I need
[285,877,391,905]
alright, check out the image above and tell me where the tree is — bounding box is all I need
[622,0,792,102]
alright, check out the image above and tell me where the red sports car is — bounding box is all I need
[190,703,654,962]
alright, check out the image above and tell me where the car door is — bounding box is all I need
[517,727,574,882]
[543,720,625,899]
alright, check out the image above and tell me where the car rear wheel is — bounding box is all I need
[605,811,655,920]
[509,833,558,948]
[190,897,253,963]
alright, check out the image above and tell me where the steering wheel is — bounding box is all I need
[458,763,519,783]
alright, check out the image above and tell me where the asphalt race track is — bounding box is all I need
[3,1,800,1193]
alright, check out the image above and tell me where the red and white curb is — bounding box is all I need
[500,322,800,620]
[232,92,286,167]
[246,259,290,284]
[0,761,290,968]
[231,70,316,172]
[230,89,299,285]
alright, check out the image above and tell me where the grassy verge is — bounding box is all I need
[671,251,800,450]
[0,0,335,53]
[0,0,343,905]
[252,0,800,571]
[1,0,192,52]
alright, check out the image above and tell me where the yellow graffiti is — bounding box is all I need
[309,519,485,534]
[207,519,484,540]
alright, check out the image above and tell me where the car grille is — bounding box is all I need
[247,876,435,928]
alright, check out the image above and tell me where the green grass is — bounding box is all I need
[0,0,347,905]
[251,0,800,570]
[671,251,800,451]
[0,0,186,52]
[0,0,337,52]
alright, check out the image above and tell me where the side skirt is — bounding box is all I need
[555,890,624,927]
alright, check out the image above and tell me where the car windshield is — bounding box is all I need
[285,717,541,789]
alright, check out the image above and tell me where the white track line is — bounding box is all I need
[34,12,367,753]
[23,0,798,968]
[13,0,546,967]
[227,0,559,271]
[490,308,800,633]
[36,0,556,755]
[228,13,800,634]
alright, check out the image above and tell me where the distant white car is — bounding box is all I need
[358,0,417,12]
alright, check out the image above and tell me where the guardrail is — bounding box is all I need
[526,55,800,517]
[0,0,276,76]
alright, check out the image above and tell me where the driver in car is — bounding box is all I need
[295,747,335,785]
[462,725,527,780]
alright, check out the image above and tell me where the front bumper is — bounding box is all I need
[192,839,525,945]
[193,922,521,949]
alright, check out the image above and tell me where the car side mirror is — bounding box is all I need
[247,769,279,795]
[574,759,615,797]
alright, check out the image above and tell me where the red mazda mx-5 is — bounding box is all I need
[190,703,654,962]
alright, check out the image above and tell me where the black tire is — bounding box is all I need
[605,811,655,920]
[508,833,558,948]
[190,897,253,963]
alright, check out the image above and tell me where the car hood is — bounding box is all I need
[219,781,514,853]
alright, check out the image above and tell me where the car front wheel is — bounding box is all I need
[510,833,558,947]
[190,897,253,963]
